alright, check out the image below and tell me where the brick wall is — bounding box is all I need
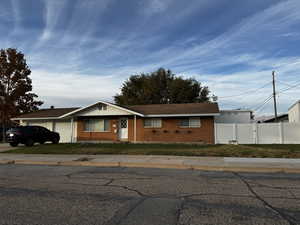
[130,117,215,144]
[77,117,119,141]
[77,116,215,144]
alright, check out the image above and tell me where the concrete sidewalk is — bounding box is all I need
[1,153,300,173]
[0,143,14,152]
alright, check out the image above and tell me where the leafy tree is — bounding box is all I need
[114,68,210,105]
[0,48,43,141]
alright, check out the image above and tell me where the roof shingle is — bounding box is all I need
[15,102,219,119]
[16,107,80,119]
[126,103,219,115]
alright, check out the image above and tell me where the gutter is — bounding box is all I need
[143,113,220,117]
[11,117,60,121]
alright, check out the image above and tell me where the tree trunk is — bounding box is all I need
[2,122,5,143]
[1,111,5,143]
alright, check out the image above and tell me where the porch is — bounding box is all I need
[76,116,137,142]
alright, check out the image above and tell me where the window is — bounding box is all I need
[180,118,201,128]
[84,119,110,132]
[144,118,162,128]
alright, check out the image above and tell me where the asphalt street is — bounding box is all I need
[0,165,299,225]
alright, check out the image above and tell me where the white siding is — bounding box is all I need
[54,120,72,143]
[288,101,300,123]
[26,120,54,131]
[77,104,132,116]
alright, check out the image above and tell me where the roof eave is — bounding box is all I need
[11,117,60,121]
[143,113,220,117]
[60,100,144,118]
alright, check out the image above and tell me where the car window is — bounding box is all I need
[39,127,50,133]
[7,128,23,133]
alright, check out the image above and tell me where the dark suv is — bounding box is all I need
[6,126,60,147]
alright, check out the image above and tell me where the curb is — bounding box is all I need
[1,159,300,173]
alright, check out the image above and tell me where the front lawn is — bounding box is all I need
[2,143,300,158]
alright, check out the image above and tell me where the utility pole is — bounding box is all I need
[272,71,278,122]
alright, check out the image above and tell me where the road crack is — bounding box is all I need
[175,197,186,225]
[233,172,298,225]
[104,198,146,225]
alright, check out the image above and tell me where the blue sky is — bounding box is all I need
[1,0,300,116]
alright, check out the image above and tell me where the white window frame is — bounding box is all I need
[84,119,110,132]
[179,117,201,128]
[144,118,162,128]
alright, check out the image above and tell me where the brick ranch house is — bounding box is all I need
[12,101,220,144]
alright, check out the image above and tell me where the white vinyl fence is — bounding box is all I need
[215,122,300,144]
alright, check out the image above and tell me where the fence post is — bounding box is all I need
[279,122,284,144]
[253,123,258,144]
[234,123,238,142]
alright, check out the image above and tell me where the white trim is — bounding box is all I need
[220,110,253,113]
[118,117,129,140]
[12,101,220,120]
[11,117,60,120]
[144,113,220,117]
[60,100,144,118]
[70,118,74,143]
[288,100,300,110]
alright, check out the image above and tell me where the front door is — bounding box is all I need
[119,118,128,140]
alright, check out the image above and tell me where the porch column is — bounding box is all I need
[70,118,74,143]
[134,115,137,143]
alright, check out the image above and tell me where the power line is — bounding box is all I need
[217,74,300,114]
[253,95,273,112]
[276,80,295,88]
[255,98,273,114]
[217,81,272,99]
[278,80,300,93]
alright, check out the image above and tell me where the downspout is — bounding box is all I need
[70,117,74,143]
[134,115,137,143]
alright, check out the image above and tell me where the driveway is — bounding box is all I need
[0,143,14,152]
[0,165,299,225]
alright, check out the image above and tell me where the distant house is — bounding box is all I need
[260,114,289,123]
[214,110,253,124]
[12,101,220,144]
[288,100,300,123]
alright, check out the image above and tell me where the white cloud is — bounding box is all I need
[3,0,300,116]
[30,69,123,107]
[142,0,171,15]
[39,0,66,42]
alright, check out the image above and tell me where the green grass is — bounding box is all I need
[2,143,300,158]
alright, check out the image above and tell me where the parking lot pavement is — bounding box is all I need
[0,165,299,225]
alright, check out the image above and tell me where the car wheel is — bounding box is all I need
[25,139,34,147]
[10,142,18,147]
[39,140,45,145]
[52,137,59,144]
